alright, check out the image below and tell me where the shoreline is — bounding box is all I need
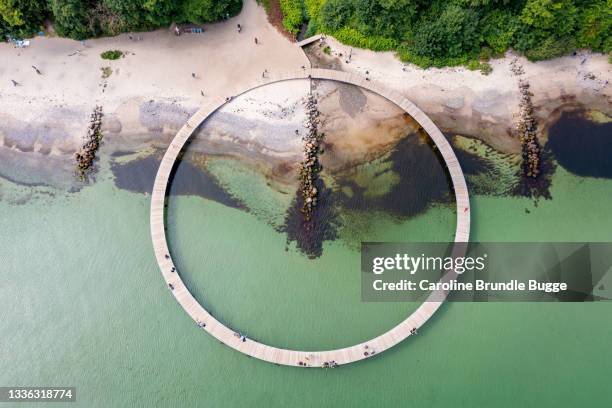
[0,0,610,190]
[306,37,610,154]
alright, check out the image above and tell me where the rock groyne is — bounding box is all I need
[283,91,338,259]
[298,93,323,221]
[511,59,551,198]
[511,59,541,179]
[75,106,103,180]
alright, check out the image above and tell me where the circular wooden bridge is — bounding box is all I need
[150,68,470,367]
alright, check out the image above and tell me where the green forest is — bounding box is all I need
[0,0,241,39]
[1,0,610,67]
[283,0,611,66]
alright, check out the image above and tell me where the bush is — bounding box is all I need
[304,0,323,19]
[411,4,479,59]
[480,9,519,55]
[467,59,492,74]
[101,50,123,60]
[182,0,242,24]
[479,62,493,75]
[304,18,318,37]
[333,27,396,51]
[279,0,304,34]
[479,47,493,61]
[352,0,416,40]
[48,0,92,39]
[514,0,579,55]
[318,0,353,32]
[397,43,470,68]
[524,36,575,61]
[467,60,480,71]
[576,1,612,52]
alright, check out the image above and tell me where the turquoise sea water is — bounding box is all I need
[2,115,612,407]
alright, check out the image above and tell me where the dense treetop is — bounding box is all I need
[0,0,241,39]
[286,0,611,67]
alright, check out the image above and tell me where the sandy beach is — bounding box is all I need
[0,0,610,189]
[308,37,611,152]
[0,0,308,186]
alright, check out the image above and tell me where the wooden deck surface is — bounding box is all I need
[296,34,323,48]
[150,68,470,367]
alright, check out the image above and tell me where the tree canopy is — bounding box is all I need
[298,0,612,67]
[0,0,47,37]
[2,0,241,39]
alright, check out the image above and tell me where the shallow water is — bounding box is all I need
[1,112,612,407]
[546,110,612,179]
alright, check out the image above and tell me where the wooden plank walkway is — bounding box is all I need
[296,34,323,48]
[150,68,471,367]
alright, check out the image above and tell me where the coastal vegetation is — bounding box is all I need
[293,0,611,67]
[0,0,241,39]
[100,49,123,59]
[2,0,608,66]
[279,0,304,34]
[467,59,493,75]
